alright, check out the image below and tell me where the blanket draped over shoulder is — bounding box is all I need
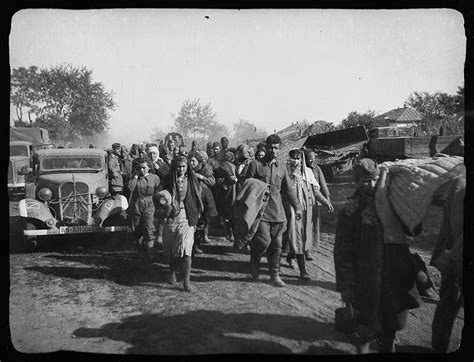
[375,155,464,244]
[233,178,271,249]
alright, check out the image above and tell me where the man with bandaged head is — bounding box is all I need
[303,148,332,261]
[145,144,170,179]
[235,144,253,193]
[334,158,422,353]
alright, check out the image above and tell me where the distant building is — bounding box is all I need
[375,107,423,128]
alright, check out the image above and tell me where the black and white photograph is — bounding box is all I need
[8,8,467,356]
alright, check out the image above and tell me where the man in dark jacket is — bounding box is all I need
[119,145,134,199]
[334,159,422,353]
[243,134,302,287]
[430,165,465,353]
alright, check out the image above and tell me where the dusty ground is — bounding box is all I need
[8,182,465,356]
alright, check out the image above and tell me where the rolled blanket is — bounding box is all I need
[380,155,464,235]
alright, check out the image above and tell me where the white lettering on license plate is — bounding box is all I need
[59,225,96,234]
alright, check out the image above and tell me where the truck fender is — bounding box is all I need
[94,195,129,226]
[18,199,56,228]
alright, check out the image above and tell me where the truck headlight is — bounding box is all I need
[38,188,52,201]
[95,186,108,198]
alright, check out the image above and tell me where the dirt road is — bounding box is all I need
[8,183,464,355]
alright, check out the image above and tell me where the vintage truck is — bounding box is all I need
[9,140,34,199]
[18,148,130,250]
[9,127,55,199]
[10,126,51,145]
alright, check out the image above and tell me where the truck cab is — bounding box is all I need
[9,141,34,199]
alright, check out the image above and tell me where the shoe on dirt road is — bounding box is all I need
[183,281,193,292]
[166,272,177,285]
[300,272,312,281]
[193,246,204,255]
[270,274,286,287]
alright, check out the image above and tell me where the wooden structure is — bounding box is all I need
[368,135,464,160]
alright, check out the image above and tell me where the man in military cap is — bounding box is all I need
[208,142,221,170]
[108,142,124,195]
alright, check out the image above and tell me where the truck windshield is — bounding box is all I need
[10,145,29,157]
[41,156,103,171]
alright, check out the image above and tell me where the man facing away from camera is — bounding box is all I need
[334,158,422,353]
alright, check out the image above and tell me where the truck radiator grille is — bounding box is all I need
[59,182,91,226]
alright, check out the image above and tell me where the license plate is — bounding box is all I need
[59,225,97,234]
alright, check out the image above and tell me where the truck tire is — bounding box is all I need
[24,222,38,252]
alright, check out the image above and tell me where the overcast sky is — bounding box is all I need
[10,8,465,146]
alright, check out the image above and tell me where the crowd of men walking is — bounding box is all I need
[103,133,463,354]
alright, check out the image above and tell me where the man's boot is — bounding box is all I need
[269,251,285,287]
[249,254,261,280]
[270,272,286,287]
[227,225,235,243]
[167,258,178,285]
[182,256,193,292]
[202,224,211,244]
[296,254,311,281]
[144,241,154,263]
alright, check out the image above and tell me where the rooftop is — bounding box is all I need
[376,107,423,122]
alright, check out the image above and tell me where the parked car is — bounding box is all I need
[18,148,130,250]
[9,140,34,199]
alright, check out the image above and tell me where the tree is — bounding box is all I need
[10,64,116,142]
[405,87,464,135]
[10,66,42,125]
[174,98,218,140]
[454,85,464,116]
[339,110,387,130]
[208,123,230,144]
[232,119,268,143]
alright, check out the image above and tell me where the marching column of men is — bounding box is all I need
[105,133,462,354]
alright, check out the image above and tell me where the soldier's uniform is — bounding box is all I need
[108,143,124,195]
[127,173,161,253]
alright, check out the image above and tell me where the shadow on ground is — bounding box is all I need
[25,252,169,286]
[72,309,351,354]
